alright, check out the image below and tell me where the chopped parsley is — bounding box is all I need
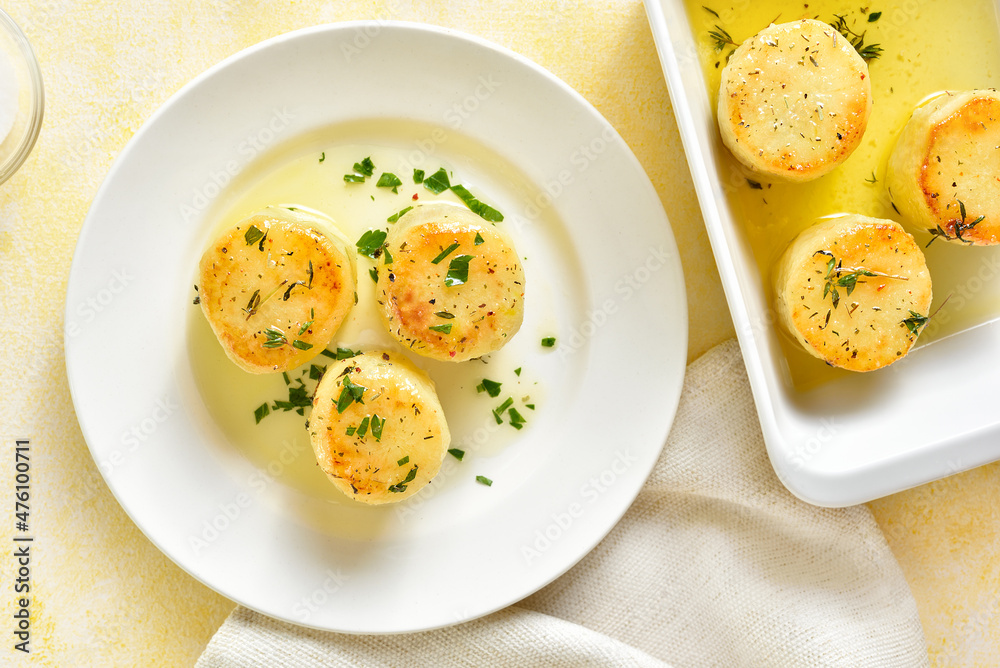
[450,184,504,222]
[336,375,366,413]
[388,465,419,493]
[376,172,403,193]
[292,339,313,351]
[431,242,460,264]
[445,254,473,286]
[429,323,453,334]
[254,403,270,424]
[477,378,502,397]
[476,475,493,487]
[541,337,556,347]
[492,397,514,424]
[343,174,366,183]
[356,229,388,259]
[397,455,410,466]
[448,448,465,461]
[244,225,265,247]
[474,232,485,246]
[902,310,929,336]
[353,157,375,176]
[388,206,413,223]
[423,168,451,194]
[508,408,526,430]
[413,169,425,184]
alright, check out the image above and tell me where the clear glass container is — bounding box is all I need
[0,8,42,184]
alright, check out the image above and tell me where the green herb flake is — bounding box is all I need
[514,367,522,376]
[370,267,378,283]
[492,397,514,424]
[397,455,410,467]
[541,337,556,348]
[450,184,504,222]
[336,347,361,360]
[298,319,314,336]
[388,206,413,223]
[429,323,453,334]
[902,310,929,336]
[244,225,265,246]
[356,229,388,259]
[477,378,502,397]
[336,375,366,413]
[388,465,419,493]
[356,416,370,438]
[435,311,455,319]
[343,174,366,183]
[346,426,357,436]
[292,339,313,351]
[448,448,465,461]
[320,349,338,360]
[353,157,375,176]
[474,232,485,246]
[746,179,763,190]
[476,475,493,487]
[309,364,325,381]
[868,11,881,22]
[371,414,385,441]
[431,242,460,264]
[319,152,326,163]
[445,254,473,286]
[376,172,403,193]
[283,371,291,385]
[254,403,270,424]
[413,169,425,184]
[423,168,451,194]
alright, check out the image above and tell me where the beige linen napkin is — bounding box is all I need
[197,340,929,667]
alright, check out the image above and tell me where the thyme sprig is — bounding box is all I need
[814,251,907,309]
[708,25,738,51]
[927,200,984,246]
[830,14,883,62]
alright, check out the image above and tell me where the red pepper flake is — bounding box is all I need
[412,193,419,200]
[449,351,456,358]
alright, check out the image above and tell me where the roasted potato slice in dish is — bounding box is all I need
[198,206,356,374]
[310,351,450,504]
[774,215,932,371]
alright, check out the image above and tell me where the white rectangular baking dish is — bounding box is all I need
[644,0,1000,506]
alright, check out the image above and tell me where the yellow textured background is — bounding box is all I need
[0,0,995,665]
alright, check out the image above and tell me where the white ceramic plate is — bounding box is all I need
[645,1,1000,506]
[65,22,687,633]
